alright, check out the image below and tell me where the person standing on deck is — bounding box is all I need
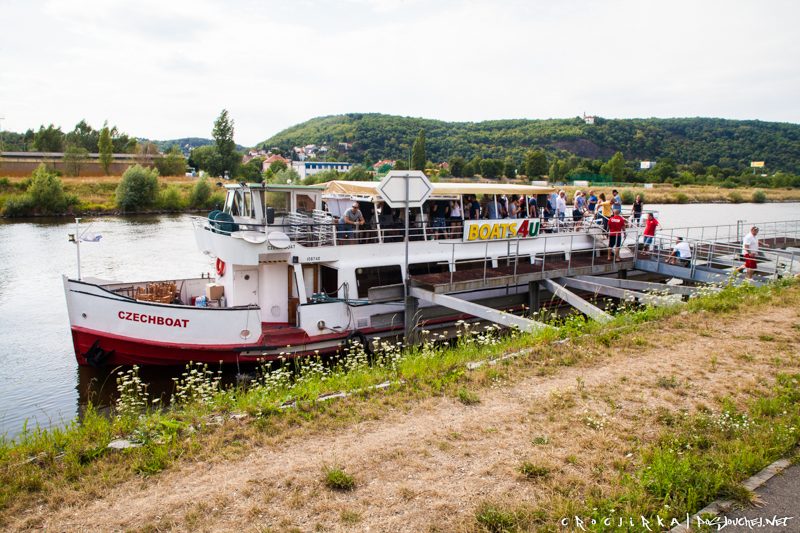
[470,195,481,220]
[612,189,622,213]
[485,195,500,219]
[508,195,520,219]
[642,212,661,252]
[587,190,598,224]
[338,202,364,245]
[527,194,539,218]
[572,190,584,229]
[596,193,612,230]
[606,208,627,261]
[556,190,567,225]
[736,226,770,279]
[631,194,644,226]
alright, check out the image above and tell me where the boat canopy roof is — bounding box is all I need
[321,180,555,199]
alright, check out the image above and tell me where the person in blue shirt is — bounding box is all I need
[612,189,622,212]
[527,195,538,218]
[485,195,499,219]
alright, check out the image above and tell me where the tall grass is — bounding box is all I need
[0,278,796,527]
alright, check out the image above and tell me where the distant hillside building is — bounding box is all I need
[292,161,353,180]
[582,113,595,125]
[261,154,292,172]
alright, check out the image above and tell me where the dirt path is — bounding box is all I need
[17,303,800,533]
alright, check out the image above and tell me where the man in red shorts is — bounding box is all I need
[736,226,769,279]
[606,208,627,261]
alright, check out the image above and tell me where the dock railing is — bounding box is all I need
[440,226,642,290]
[641,231,799,281]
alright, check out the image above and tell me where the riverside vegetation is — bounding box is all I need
[1,167,798,218]
[0,164,225,216]
[1,277,799,532]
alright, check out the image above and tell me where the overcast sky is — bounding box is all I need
[1,0,799,147]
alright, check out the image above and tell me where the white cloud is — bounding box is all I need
[1,0,798,146]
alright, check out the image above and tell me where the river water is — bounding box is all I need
[1,203,799,439]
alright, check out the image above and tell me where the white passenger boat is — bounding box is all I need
[63,177,632,367]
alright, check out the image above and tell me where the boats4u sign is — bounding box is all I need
[463,219,541,242]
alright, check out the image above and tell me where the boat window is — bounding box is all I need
[243,190,253,218]
[224,190,235,214]
[254,190,266,218]
[355,265,402,298]
[226,190,248,217]
[295,193,315,215]
[267,191,290,217]
[408,262,448,277]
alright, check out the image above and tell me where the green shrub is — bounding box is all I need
[621,189,635,204]
[207,192,225,210]
[673,193,689,204]
[115,165,160,211]
[1,194,34,216]
[26,163,78,214]
[721,179,738,189]
[188,178,212,208]
[751,189,767,203]
[159,185,183,211]
[456,387,480,405]
[321,462,355,490]
[728,191,744,204]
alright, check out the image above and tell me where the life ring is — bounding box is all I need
[215,258,225,276]
[345,330,370,353]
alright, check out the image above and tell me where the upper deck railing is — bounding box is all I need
[191,209,658,248]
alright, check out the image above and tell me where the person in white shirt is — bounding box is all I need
[556,190,567,227]
[736,226,769,279]
[667,237,692,266]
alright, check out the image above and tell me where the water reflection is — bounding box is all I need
[75,362,263,423]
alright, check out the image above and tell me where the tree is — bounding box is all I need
[188,145,215,172]
[549,159,569,183]
[154,146,186,176]
[656,158,677,182]
[135,141,159,168]
[526,150,548,178]
[207,109,240,178]
[115,164,160,211]
[411,129,426,171]
[449,157,466,177]
[600,152,626,182]
[503,159,516,179]
[98,127,114,175]
[27,163,77,213]
[66,119,100,152]
[269,160,287,173]
[33,125,64,152]
[480,159,503,179]
[62,144,90,176]
[394,159,408,171]
[188,178,213,208]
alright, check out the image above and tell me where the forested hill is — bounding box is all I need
[257,114,800,173]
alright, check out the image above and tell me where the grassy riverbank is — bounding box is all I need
[1,279,799,532]
[0,173,224,216]
[1,172,799,217]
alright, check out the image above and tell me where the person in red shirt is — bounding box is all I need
[606,208,627,261]
[642,212,661,252]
